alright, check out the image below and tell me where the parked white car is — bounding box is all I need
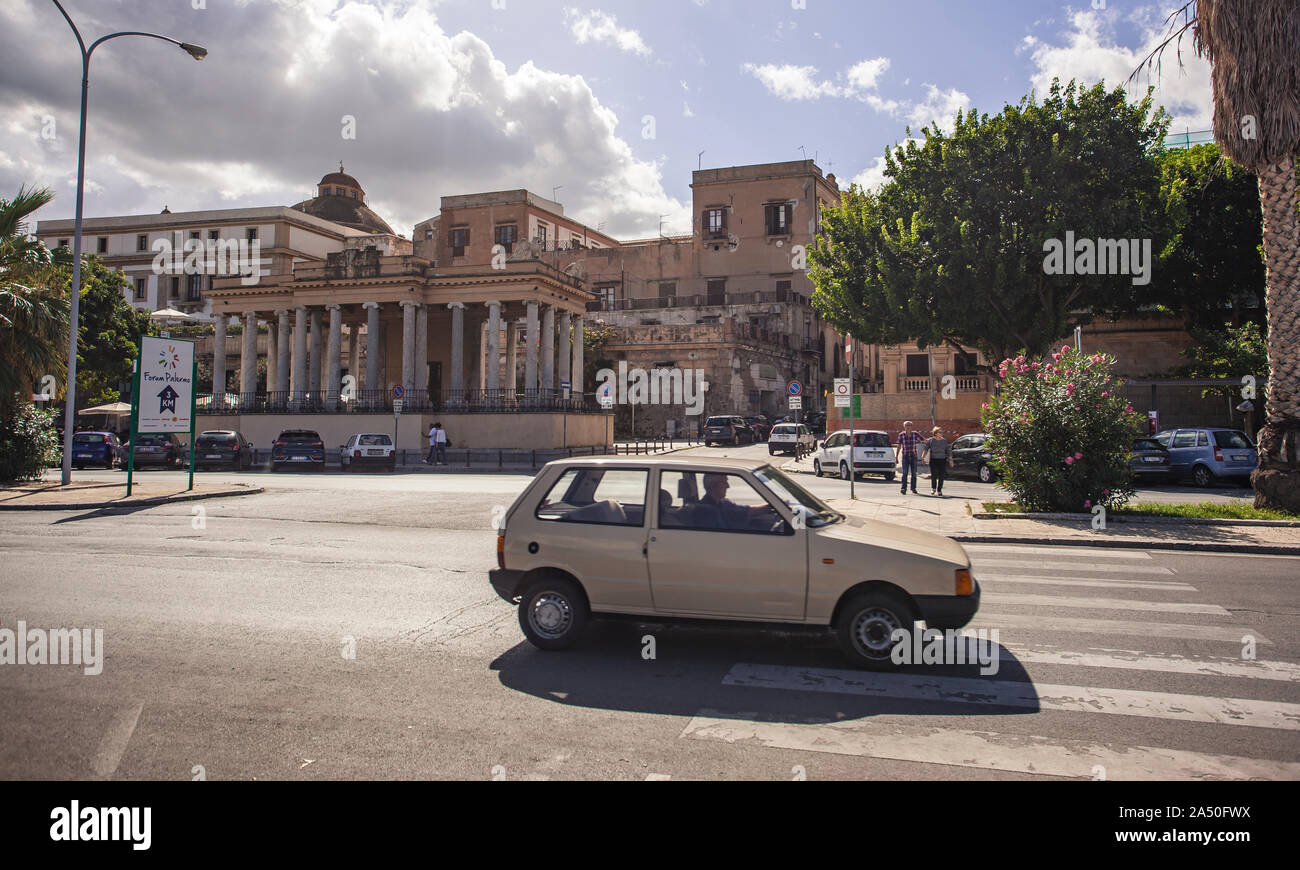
[767,422,816,456]
[340,433,396,472]
[813,430,896,481]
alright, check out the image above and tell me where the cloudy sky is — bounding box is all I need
[1,0,1212,240]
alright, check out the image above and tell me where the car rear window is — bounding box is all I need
[1133,439,1163,451]
[358,434,391,446]
[772,425,797,434]
[853,433,890,447]
[136,435,169,445]
[705,417,732,427]
[1213,431,1252,449]
[198,434,235,444]
[72,433,105,443]
[280,432,321,444]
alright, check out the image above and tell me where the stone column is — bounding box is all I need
[265,318,278,404]
[506,317,519,397]
[308,307,323,398]
[541,304,555,392]
[572,315,584,396]
[346,324,360,399]
[525,301,539,396]
[292,305,307,402]
[558,310,572,390]
[326,303,342,405]
[415,303,429,395]
[400,300,417,397]
[486,300,502,393]
[275,310,291,397]
[467,320,483,393]
[364,302,380,396]
[448,301,465,401]
[211,313,227,404]
[240,310,258,396]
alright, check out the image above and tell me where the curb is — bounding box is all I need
[949,534,1300,556]
[0,486,264,511]
[972,511,1300,528]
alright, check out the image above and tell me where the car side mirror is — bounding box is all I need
[815,441,822,449]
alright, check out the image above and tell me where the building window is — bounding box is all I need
[137,234,148,251]
[189,231,200,241]
[246,227,258,242]
[775,279,792,300]
[58,239,68,248]
[208,229,219,241]
[449,227,470,257]
[535,222,548,245]
[170,276,180,299]
[906,354,930,377]
[495,224,516,254]
[765,203,793,235]
[187,273,202,301]
[134,278,146,301]
[706,279,726,306]
[595,283,617,310]
[658,281,676,300]
[953,352,978,376]
[703,208,727,239]
[97,237,108,253]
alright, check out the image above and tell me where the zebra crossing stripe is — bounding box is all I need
[680,712,1300,781]
[982,642,1300,683]
[976,573,1195,592]
[720,663,1300,730]
[965,545,1152,560]
[983,592,1230,615]
[971,612,1269,644]
[972,558,1174,575]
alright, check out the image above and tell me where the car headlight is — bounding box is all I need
[955,568,974,596]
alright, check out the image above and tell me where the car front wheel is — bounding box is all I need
[836,589,917,670]
[840,461,851,481]
[518,575,589,650]
[813,459,823,476]
[1192,465,1215,488]
[978,464,996,483]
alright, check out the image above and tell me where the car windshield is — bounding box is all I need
[705,417,731,427]
[853,433,890,447]
[1133,439,1163,451]
[198,434,234,444]
[72,433,105,443]
[772,425,797,434]
[136,435,168,445]
[358,434,391,446]
[752,464,842,526]
[1213,431,1253,449]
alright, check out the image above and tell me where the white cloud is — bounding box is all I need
[1026,8,1212,131]
[845,57,890,93]
[850,138,921,192]
[565,8,652,57]
[740,63,842,101]
[907,84,971,129]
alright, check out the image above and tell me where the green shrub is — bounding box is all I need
[981,345,1143,512]
[0,401,61,482]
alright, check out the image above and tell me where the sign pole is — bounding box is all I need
[126,348,141,497]
[849,353,855,501]
[187,350,197,491]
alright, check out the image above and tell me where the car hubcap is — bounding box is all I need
[841,464,849,480]
[1195,469,1209,486]
[852,606,904,659]
[814,461,821,475]
[979,466,991,482]
[528,592,572,639]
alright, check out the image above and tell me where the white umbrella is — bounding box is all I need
[78,401,132,415]
[149,307,193,321]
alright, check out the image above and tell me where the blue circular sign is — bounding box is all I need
[392,384,404,399]
[787,381,802,396]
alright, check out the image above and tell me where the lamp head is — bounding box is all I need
[180,42,208,60]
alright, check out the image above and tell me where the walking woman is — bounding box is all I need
[923,426,951,496]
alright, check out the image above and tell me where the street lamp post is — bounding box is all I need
[51,0,206,486]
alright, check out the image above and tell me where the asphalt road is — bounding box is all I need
[1,453,1294,781]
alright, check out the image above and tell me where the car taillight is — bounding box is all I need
[232,444,239,452]
[496,529,505,569]
[312,441,324,448]
[354,450,362,458]
[274,440,286,447]
[102,435,111,444]
[955,568,974,596]
[1214,449,1224,462]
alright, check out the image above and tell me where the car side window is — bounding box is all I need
[658,471,786,534]
[1172,431,1197,448]
[952,437,970,450]
[1197,431,1210,447]
[535,468,648,526]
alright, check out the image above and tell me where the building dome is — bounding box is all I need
[291,163,396,235]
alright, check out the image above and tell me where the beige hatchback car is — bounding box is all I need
[490,457,980,668]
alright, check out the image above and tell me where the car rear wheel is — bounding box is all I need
[885,472,896,482]
[1192,465,1215,488]
[978,464,995,483]
[813,459,823,476]
[839,461,851,481]
[836,589,917,670]
[518,575,589,650]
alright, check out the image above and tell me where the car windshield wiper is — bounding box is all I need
[812,509,843,524]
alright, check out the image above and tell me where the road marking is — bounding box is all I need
[681,713,1300,781]
[983,592,1231,616]
[966,545,1152,560]
[972,612,1269,644]
[721,663,1300,731]
[645,773,672,781]
[977,573,1196,592]
[985,642,1300,683]
[522,750,571,781]
[972,559,1174,575]
[92,701,143,780]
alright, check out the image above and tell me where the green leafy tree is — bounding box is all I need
[1156,144,1265,328]
[1,186,68,415]
[982,346,1143,512]
[810,79,1170,364]
[0,401,60,481]
[1169,321,1268,400]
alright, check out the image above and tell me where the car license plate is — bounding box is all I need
[206,454,222,459]
[293,455,307,460]
[74,453,91,459]
[1142,456,1162,463]
[1232,453,1251,461]
[366,449,383,456]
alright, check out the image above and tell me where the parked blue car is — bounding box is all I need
[1153,428,1257,487]
[69,430,123,470]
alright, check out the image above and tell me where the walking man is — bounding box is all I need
[433,422,448,465]
[424,423,437,464]
[895,420,923,494]
[923,426,951,496]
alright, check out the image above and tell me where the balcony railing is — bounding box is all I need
[903,378,931,392]
[587,287,808,313]
[196,388,602,415]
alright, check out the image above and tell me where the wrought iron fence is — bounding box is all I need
[196,388,603,414]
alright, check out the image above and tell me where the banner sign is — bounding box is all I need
[138,336,195,433]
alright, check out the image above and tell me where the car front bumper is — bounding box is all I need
[914,580,981,630]
[489,569,526,603]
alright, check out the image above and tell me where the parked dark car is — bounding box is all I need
[745,415,771,440]
[69,431,123,470]
[1130,437,1173,483]
[194,430,254,471]
[1153,427,1258,487]
[272,429,326,472]
[804,411,827,434]
[704,415,756,447]
[130,433,188,468]
[948,433,998,483]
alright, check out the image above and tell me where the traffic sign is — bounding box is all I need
[597,382,614,407]
[834,395,850,408]
[787,381,802,396]
[393,399,403,414]
[788,395,802,409]
[392,384,404,399]
[833,378,851,397]
[560,380,571,390]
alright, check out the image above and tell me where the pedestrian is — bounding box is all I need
[895,420,923,494]
[424,423,437,464]
[433,422,448,465]
[923,426,950,496]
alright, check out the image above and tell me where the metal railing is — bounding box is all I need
[196,388,604,414]
[586,288,809,313]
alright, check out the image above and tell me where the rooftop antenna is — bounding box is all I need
[698,150,705,171]
[798,145,806,160]
[552,185,563,202]
[659,214,668,239]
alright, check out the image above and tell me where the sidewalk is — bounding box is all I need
[780,454,1300,555]
[0,480,263,511]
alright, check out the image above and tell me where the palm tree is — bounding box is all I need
[0,186,69,414]
[1145,2,1300,512]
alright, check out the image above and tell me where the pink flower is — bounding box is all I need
[1103,489,1110,496]
[1031,362,1040,370]
[1065,456,1074,465]
[1019,416,1028,424]
[1084,500,1091,508]
[1074,452,1083,459]
[1052,353,1061,362]
[1124,404,1134,413]
[1100,391,1110,398]
[1061,345,1071,354]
